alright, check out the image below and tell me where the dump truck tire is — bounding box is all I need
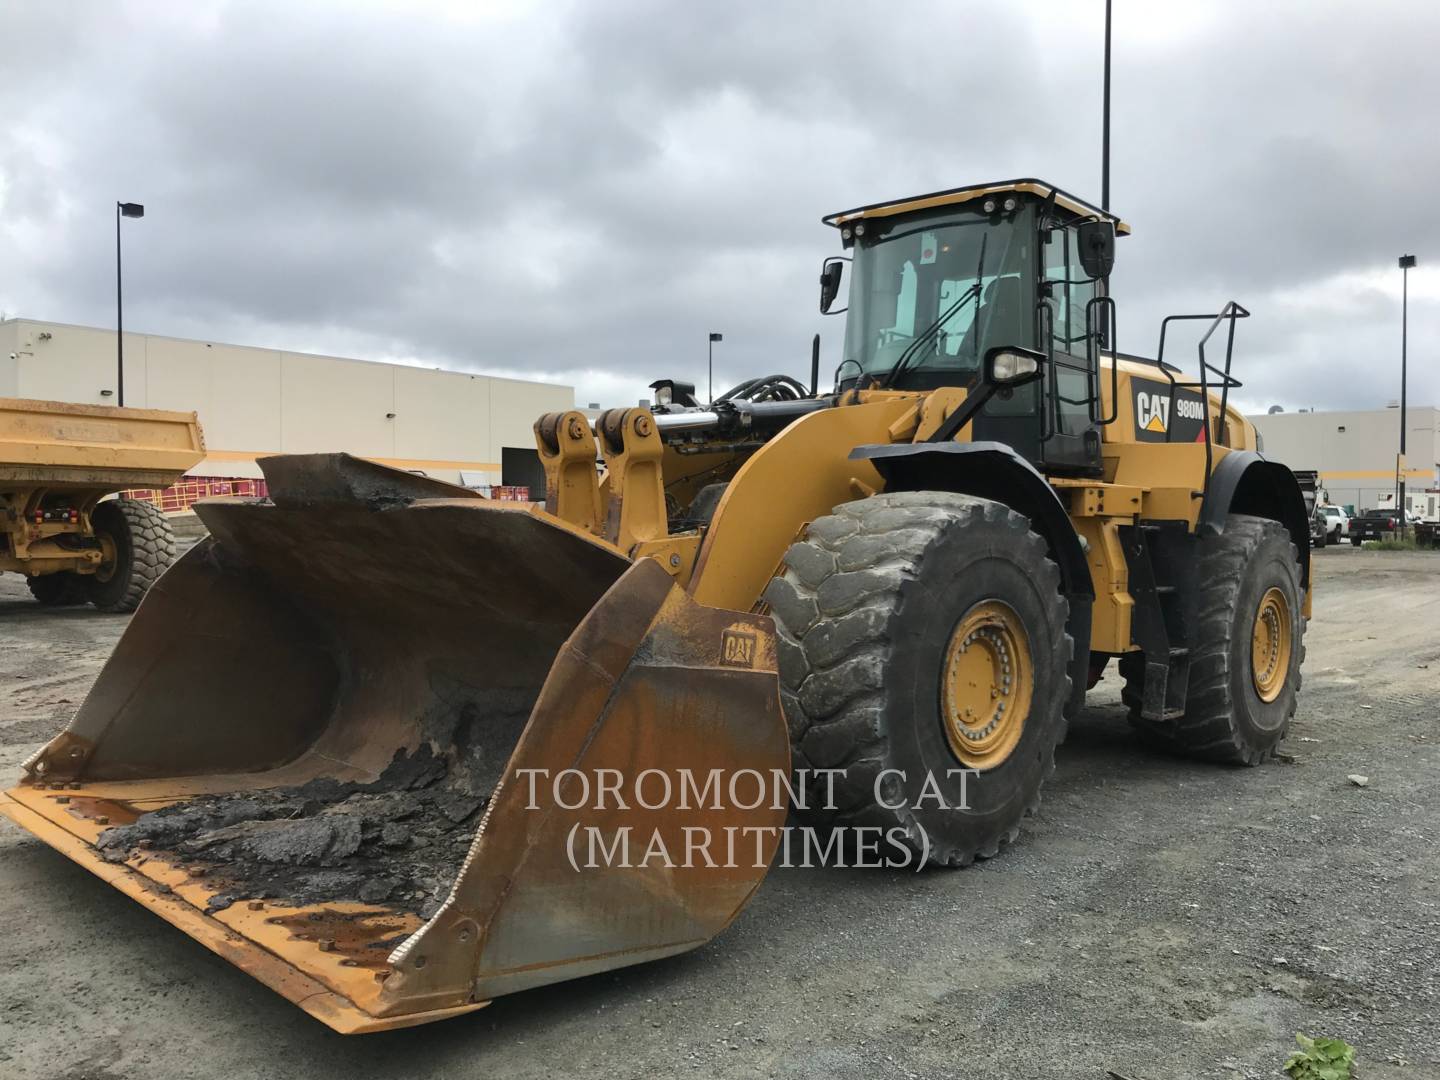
[1121,514,1304,764]
[764,491,1072,867]
[27,572,88,606]
[85,498,175,613]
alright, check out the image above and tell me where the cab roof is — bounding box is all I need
[823,177,1131,236]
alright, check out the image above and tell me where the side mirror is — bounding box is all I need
[984,345,1046,387]
[819,258,846,314]
[1076,220,1115,280]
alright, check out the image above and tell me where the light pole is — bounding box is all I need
[1397,254,1416,532]
[116,201,145,406]
[708,331,723,402]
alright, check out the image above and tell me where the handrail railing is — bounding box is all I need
[1152,301,1250,509]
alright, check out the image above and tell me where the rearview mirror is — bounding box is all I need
[984,345,1046,387]
[1076,220,1115,280]
[819,258,847,314]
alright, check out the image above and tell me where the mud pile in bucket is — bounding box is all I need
[95,681,533,920]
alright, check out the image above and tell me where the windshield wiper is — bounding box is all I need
[879,282,981,389]
[880,233,988,389]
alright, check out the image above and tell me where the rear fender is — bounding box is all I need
[1201,451,1311,592]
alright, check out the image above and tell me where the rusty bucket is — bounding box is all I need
[0,456,788,1032]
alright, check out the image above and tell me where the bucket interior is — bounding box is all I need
[23,496,630,925]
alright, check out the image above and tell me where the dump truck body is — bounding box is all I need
[0,397,204,607]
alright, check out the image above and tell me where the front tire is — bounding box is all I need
[85,499,175,613]
[1123,514,1304,764]
[763,492,1073,867]
[27,572,88,607]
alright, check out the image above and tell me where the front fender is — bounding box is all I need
[850,440,1093,713]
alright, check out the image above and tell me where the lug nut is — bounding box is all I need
[94,815,110,825]
[55,795,70,804]
[248,900,265,911]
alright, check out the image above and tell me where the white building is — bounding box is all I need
[1248,405,1439,514]
[0,318,570,493]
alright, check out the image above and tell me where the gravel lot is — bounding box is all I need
[1,546,1437,1080]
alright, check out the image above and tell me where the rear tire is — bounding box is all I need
[763,491,1073,867]
[27,572,88,607]
[1122,514,1304,764]
[85,499,175,613]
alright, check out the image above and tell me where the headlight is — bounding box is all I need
[988,348,1042,384]
[653,384,673,406]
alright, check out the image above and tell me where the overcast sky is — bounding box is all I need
[2,0,1436,416]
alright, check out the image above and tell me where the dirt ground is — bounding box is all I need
[1,546,1438,1080]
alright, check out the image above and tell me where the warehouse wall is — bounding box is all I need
[1249,406,1440,512]
[1,319,572,484]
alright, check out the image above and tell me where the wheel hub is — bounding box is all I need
[940,600,1034,770]
[1250,586,1292,703]
[93,533,118,583]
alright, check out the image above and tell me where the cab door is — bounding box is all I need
[1036,225,1103,476]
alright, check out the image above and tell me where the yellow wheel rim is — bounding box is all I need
[1250,586,1292,703]
[940,600,1033,770]
[93,533,118,583]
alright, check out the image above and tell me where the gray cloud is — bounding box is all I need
[1,0,1435,414]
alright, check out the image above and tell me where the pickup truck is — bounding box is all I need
[1349,509,1403,545]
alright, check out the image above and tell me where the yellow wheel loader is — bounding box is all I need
[0,179,1309,1033]
[1,398,204,611]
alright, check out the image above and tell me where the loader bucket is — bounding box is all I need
[0,455,788,1033]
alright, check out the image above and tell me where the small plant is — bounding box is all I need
[1362,536,1417,551]
[1284,1033,1355,1080]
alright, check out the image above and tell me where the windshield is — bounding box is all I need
[840,206,1035,387]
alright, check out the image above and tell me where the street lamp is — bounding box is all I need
[116,201,145,407]
[708,331,723,402]
[1397,254,1416,532]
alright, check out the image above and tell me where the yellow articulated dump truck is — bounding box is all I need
[1,398,204,611]
[0,179,1309,1033]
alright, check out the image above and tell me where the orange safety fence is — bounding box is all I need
[119,476,270,514]
[119,476,532,512]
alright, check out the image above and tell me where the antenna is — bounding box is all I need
[1102,0,1112,212]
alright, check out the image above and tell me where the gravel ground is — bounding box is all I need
[1,546,1437,1080]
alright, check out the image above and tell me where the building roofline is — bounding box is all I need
[0,316,572,393]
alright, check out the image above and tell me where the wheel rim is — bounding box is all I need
[93,533,118,583]
[1250,586,1292,703]
[940,600,1033,770]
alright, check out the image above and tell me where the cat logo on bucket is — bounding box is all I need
[1130,376,1208,444]
[720,628,757,668]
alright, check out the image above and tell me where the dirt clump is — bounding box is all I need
[95,744,484,920]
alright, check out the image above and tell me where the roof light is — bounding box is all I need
[854,222,867,236]
[1003,196,1018,212]
[982,198,998,214]
[841,228,853,241]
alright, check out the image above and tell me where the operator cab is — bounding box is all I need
[822,179,1126,477]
